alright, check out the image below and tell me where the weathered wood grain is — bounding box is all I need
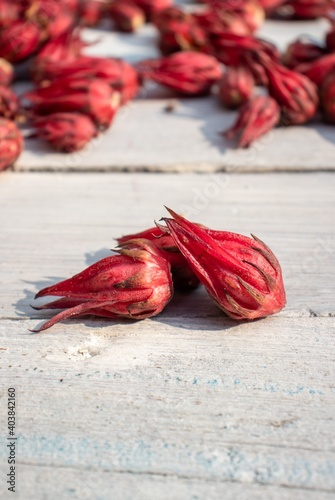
[0,316,335,499]
[0,171,334,498]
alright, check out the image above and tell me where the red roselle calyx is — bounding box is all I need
[257,0,286,14]
[32,239,173,332]
[282,39,326,69]
[218,66,255,109]
[0,20,41,63]
[208,32,280,85]
[259,57,319,125]
[78,0,104,27]
[25,0,75,40]
[163,209,286,321]
[0,85,20,120]
[31,56,139,105]
[0,59,14,86]
[23,78,120,130]
[296,53,335,86]
[117,226,200,291]
[110,0,145,32]
[0,118,23,172]
[132,0,173,21]
[284,0,334,19]
[224,95,280,148]
[137,51,222,96]
[30,113,98,152]
[320,72,335,123]
[193,9,251,37]
[32,30,85,79]
[326,27,335,52]
[157,18,208,55]
[205,0,265,33]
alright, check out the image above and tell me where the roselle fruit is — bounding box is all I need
[296,53,335,86]
[32,239,173,332]
[157,18,207,55]
[259,57,319,125]
[223,95,280,148]
[205,0,265,33]
[117,226,200,291]
[25,0,75,39]
[218,66,255,109]
[0,85,20,120]
[32,29,85,81]
[283,39,326,69]
[110,0,145,32]
[0,20,41,63]
[137,51,222,96]
[24,78,120,130]
[0,1,22,29]
[209,32,280,85]
[132,0,172,21]
[78,0,104,26]
[0,118,23,172]
[163,209,286,321]
[284,0,334,19]
[31,56,139,105]
[326,27,335,52]
[31,112,98,152]
[320,72,335,123]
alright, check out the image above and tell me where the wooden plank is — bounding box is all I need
[0,171,334,498]
[14,11,335,172]
[0,316,335,498]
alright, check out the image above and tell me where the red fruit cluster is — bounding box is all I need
[32,208,286,332]
[0,0,334,165]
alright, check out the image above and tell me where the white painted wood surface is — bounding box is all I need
[14,10,335,172]
[0,172,334,499]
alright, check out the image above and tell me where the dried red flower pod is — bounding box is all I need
[209,32,279,67]
[257,0,286,14]
[0,59,14,86]
[283,38,326,69]
[218,66,255,109]
[206,0,265,33]
[110,0,145,32]
[132,0,172,21]
[223,95,280,148]
[0,20,41,63]
[209,32,280,85]
[284,0,334,19]
[260,58,319,125]
[24,78,120,130]
[78,0,104,27]
[157,19,207,55]
[31,56,139,104]
[117,226,200,291]
[326,27,335,52]
[33,29,84,67]
[0,118,23,172]
[0,85,20,120]
[137,51,222,96]
[25,0,75,40]
[153,5,188,28]
[32,239,173,332]
[296,53,335,85]
[0,1,22,29]
[320,72,335,122]
[31,112,98,152]
[163,209,286,321]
